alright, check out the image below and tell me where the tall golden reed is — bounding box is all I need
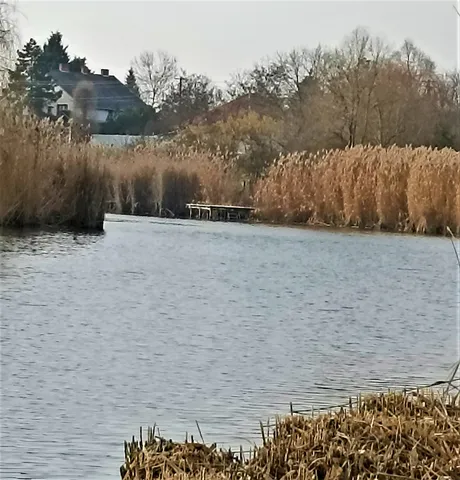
[2,96,458,235]
[103,144,245,217]
[0,101,243,228]
[254,145,460,234]
[0,101,108,229]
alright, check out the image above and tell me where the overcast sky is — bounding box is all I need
[14,1,460,85]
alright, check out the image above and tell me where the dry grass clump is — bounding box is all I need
[104,144,245,217]
[246,390,460,480]
[0,102,108,229]
[254,145,460,234]
[120,428,239,480]
[120,389,460,480]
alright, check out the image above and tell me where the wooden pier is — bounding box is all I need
[186,203,255,222]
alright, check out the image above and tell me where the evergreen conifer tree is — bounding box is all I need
[8,38,61,114]
[125,67,140,96]
[40,31,70,72]
[69,56,90,73]
[40,32,89,73]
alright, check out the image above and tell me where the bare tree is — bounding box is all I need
[274,46,324,101]
[372,40,445,146]
[0,0,18,87]
[319,27,388,147]
[157,72,221,132]
[372,60,415,146]
[225,57,286,101]
[132,50,178,108]
[225,46,329,152]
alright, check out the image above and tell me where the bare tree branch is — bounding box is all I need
[0,0,19,87]
[132,50,178,108]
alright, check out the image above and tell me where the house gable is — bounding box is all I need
[48,66,146,119]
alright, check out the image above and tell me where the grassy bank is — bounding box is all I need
[254,145,460,235]
[120,388,460,479]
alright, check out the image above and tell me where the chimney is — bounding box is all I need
[59,63,69,72]
[100,68,109,77]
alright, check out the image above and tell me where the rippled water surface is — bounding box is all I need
[1,214,459,480]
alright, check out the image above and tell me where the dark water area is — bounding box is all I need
[1,214,459,480]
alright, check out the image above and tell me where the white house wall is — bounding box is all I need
[46,88,110,123]
[46,88,75,116]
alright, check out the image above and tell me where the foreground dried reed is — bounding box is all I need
[0,102,108,229]
[120,389,460,480]
[254,145,460,234]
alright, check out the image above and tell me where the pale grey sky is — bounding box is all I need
[14,1,460,85]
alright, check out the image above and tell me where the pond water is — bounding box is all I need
[1,214,458,480]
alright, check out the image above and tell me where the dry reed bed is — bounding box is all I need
[103,144,245,217]
[120,389,460,480]
[254,145,460,234]
[2,96,459,235]
[0,100,243,227]
[0,103,108,229]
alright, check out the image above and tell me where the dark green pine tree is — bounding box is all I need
[8,38,61,115]
[41,32,90,73]
[40,31,70,72]
[125,68,140,96]
[69,56,90,73]
[7,39,36,97]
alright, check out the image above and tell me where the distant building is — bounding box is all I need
[47,63,146,124]
[189,93,280,126]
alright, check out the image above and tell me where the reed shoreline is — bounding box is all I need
[1,101,459,235]
[97,143,460,237]
[1,208,455,238]
[103,211,457,239]
[249,218,457,237]
[1,204,457,238]
[119,384,460,480]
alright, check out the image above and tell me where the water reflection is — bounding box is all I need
[0,227,104,256]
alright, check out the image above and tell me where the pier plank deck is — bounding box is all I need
[186,203,255,222]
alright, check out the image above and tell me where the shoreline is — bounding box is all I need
[119,383,460,480]
[1,211,458,239]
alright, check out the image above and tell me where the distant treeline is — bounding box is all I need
[2,20,459,149]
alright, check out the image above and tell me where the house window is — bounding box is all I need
[57,104,68,114]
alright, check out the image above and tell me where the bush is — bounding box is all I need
[178,111,285,178]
